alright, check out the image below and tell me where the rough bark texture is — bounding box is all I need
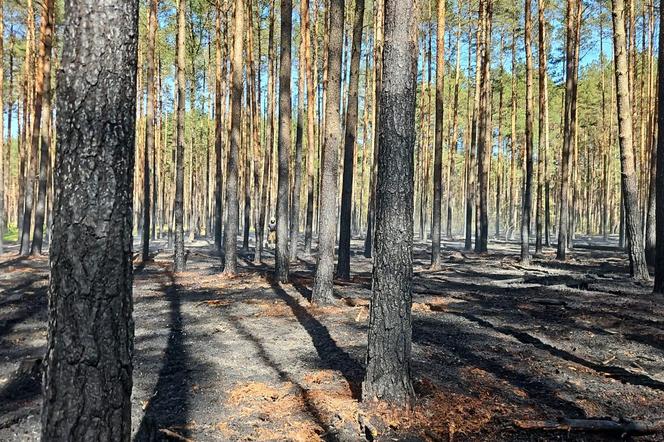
[174,0,187,272]
[31,0,55,255]
[142,0,157,261]
[290,0,308,263]
[362,0,417,407]
[476,0,490,254]
[431,0,446,265]
[556,0,578,261]
[521,0,534,263]
[611,0,649,281]
[214,0,226,252]
[337,0,364,280]
[535,0,549,255]
[224,0,243,275]
[654,0,664,292]
[303,0,316,255]
[40,0,138,438]
[275,0,292,282]
[311,0,344,303]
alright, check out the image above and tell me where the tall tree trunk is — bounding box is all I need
[611,0,649,280]
[141,0,157,261]
[362,0,417,407]
[275,0,292,281]
[289,0,307,262]
[337,0,365,280]
[223,0,244,274]
[304,0,316,254]
[654,0,664,293]
[446,13,461,239]
[214,0,227,252]
[174,0,187,272]
[521,0,534,263]
[364,0,383,258]
[508,28,517,240]
[257,0,275,263]
[465,21,480,251]
[41,1,137,437]
[20,0,40,255]
[431,0,446,265]
[556,0,579,260]
[311,0,344,302]
[476,0,491,253]
[535,0,549,254]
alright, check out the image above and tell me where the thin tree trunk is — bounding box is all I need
[535,0,549,254]
[446,12,461,239]
[311,0,344,303]
[304,0,316,254]
[611,0,649,280]
[41,1,138,437]
[362,0,417,407]
[521,0,534,263]
[431,0,446,265]
[556,0,579,260]
[654,0,664,292]
[224,0,244,274]
[174,0,187,272]
[275,0,292,281]
[140,0,157,261]
[337,0,365,279]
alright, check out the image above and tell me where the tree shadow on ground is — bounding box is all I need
[134,267,191,442]
[267,278,364,399]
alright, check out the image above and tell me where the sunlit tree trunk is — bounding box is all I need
[174,0,187,272]
[363,0,417,407]
[41,1,138,437]
[312,0,344,302]
[611,0,649,280]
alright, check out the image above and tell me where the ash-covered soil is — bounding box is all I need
[1,236,664,441]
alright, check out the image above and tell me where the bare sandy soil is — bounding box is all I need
[1,236,664,441]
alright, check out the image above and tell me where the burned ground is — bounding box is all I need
[1,237,663,441]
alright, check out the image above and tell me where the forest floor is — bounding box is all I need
[1,236,664,441]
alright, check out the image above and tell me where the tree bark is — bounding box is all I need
[654,0,664,292]
[556,0,579,260]
[611,0,649,280]
[535,0,549,255]
[214,0,227,252]
[223,0,244,275]
[521,0,534,263]
[41,1,137,438]
[174,0,187,272]
[431,0,446,265]
[304,0,316,255]
[337,0,365,280]
[311,0,344,302]
[362,0,417,407]
[275,0,292,281]
[141,0,158,261]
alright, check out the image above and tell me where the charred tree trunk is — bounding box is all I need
[535,0,549,254]
[521,0,534,263]
[141,0,157,261]
[275,0,292,281]
[337,0,365,280]
[311,0,344,302]
[174,0,187,272]
[363,0,417,407]
[556,0,579,260]
[41,1,138,438]
[223,0,244,275]
[611,0,649,280]
[654,0,664,292]
[431,0,446,265]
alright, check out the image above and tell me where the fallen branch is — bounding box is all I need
[158,428,194,441]
[514,417,664,436]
